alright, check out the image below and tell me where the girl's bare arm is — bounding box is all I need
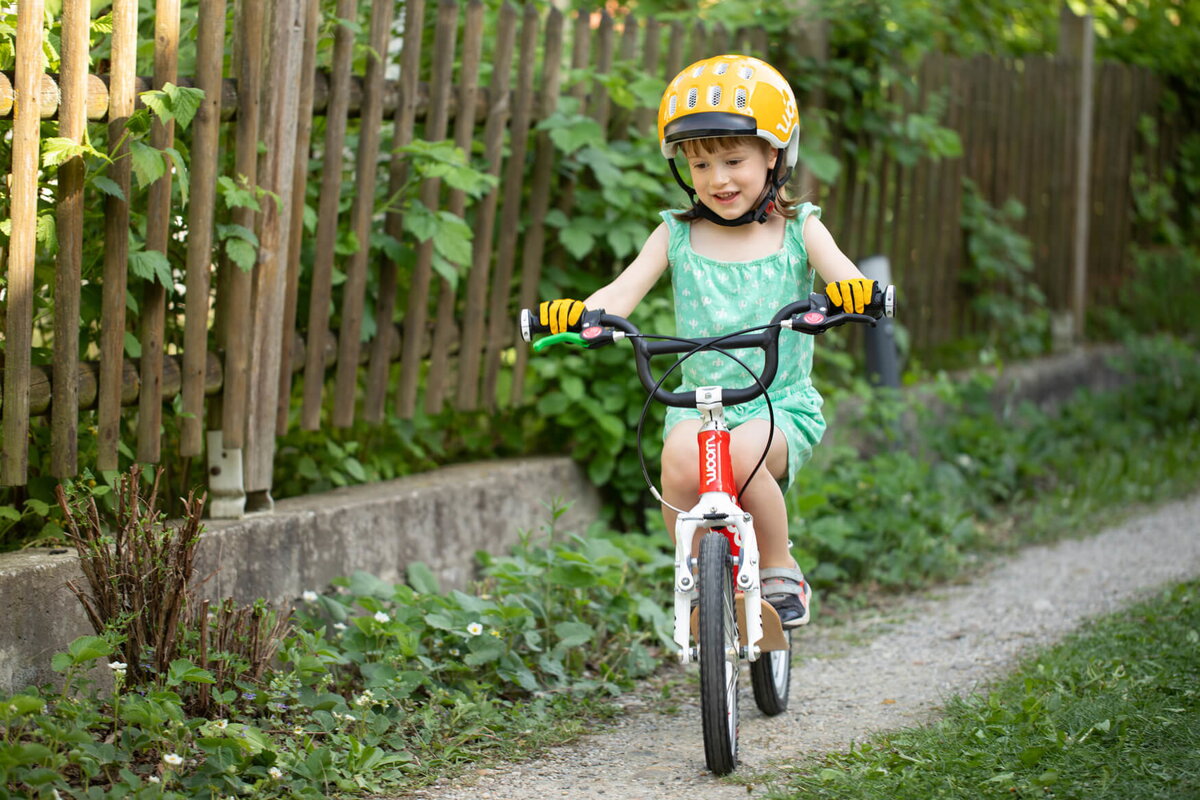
[584,222,671,317]
[803,215,868,285]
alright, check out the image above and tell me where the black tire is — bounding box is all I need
[750,629,792,716]
[698,532,739,775]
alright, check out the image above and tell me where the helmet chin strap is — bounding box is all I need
[669,159,794,227]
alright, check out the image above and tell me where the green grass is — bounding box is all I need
[768,581,1200,800]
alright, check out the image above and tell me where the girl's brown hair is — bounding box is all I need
[672,136,799,222]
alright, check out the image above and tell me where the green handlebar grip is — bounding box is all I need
[532,332,587,352]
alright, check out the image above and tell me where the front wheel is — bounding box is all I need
[750,629,792,715]
[698,532,739,775]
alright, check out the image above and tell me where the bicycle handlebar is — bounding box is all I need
[521,285,896,409]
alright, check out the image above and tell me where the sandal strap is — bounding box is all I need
[760,566,806,597]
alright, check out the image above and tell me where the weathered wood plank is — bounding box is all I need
[395,0,460,418]
[481,3,539,409]
[2,0,44,485]
[364,0,426,422]
[455,2,516,410]
[509,7,565,406]
[276,0,320,436]
[300,0,356,429]
[217,0,264,447]
[97,0,137,471]
[332,0,397,426]
[181,0,227,458]
[136,0,180,464]
[425,0,485,413]
[589,9,614,132]
[244,0,306,495]
[51,0,90,478]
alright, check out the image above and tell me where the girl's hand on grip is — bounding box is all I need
[539,298,586,334]
[826,279,877,315]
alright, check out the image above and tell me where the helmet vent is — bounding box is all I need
[735,88,748,109]
[739,66,754,80]
[714,62,729,75]
[686,87,698,109]
[668,95,677,116]
[708,85,721,106]
[691,64,705,78]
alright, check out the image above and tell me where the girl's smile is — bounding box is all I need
[684,141,778,221]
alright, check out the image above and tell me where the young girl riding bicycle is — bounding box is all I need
[539,55,877,628]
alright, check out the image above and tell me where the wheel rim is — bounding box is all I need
[723,576,739,750]
[770,631,791,691]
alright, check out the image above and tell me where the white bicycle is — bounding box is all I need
[522,284,896,774]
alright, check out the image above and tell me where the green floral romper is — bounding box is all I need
[661,203,826,488]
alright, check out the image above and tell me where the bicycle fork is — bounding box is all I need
[673,388,764,664]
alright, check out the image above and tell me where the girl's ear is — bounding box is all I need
[767,147,779,169]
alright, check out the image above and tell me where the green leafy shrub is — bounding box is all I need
[789,334,1200,596]
[959,179,1050,360]
[0,506,673,799]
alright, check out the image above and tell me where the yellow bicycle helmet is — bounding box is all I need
[657,54,800,226]
[658,54,799,167]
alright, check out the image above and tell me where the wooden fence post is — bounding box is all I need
[395,0,459,419]
[424,0,486,414]
[454,1,515,410]
[365,0,427,422]
[181,0,227,459]
[1,0,44,486]
[52,0,90,478]
[1060,5,1094,347]
[481,3,539,410]
[332,0,397,427]
[243,0,306,509]
[97,0,137,472]
[137,0,180,464]
[276,0,320,436]
[509,7,565,406]
[300,0,356,430]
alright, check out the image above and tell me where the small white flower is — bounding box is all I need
[147,776,161,784]
[373,611,390,623]
[212,718,229,731]
[268,766,283,780]
[467,622,483,636]
[353,689,375,708]
[449,648,460,656]
[302,590,319,603]
[292,726,305,736]
[8,705,18,714]
[108,661,128,675]
[162,752,184,767]
[333,622,347,631]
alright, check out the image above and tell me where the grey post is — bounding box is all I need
[857,255,900,388]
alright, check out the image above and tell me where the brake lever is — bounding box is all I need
[826,312,879,328]
[787,309,878,334]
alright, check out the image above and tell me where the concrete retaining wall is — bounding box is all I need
[0,457,600,694]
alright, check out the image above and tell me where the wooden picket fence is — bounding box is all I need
[0,0,1178,506]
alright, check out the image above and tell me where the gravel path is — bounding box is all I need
[403,494,1200,800]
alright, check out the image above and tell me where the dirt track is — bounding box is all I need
[403,494,1200,800]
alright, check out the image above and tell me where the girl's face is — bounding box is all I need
[682,137,778,222]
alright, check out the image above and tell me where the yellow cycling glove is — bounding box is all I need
[538,298,586,334]
[826,279,877,315]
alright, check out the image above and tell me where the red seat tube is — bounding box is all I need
[698,429,736,497]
